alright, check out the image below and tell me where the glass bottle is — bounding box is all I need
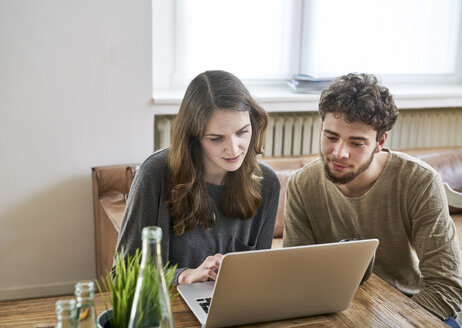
[74,280,97,328]
[56,299,79,328]
[128,226,175,328]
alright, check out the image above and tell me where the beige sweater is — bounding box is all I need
[283,149,462,320]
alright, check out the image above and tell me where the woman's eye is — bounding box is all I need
[210,137,223,143]
[237,130,249,136]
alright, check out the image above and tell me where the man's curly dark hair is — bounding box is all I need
[319,73,399,141]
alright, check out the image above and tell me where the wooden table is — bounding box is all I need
[0,274,446,327]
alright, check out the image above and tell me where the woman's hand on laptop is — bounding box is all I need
[178,253,224,284]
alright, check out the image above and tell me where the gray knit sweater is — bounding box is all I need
[115,148,280,284]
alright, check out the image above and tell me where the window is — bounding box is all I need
[302,0,461,78]
[175,0,297,81]
[153,0,462,92]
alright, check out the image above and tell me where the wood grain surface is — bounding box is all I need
[0,274,446,327]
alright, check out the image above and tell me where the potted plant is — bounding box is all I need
[96,248,176,328]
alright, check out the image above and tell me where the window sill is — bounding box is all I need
[152,82,462,115]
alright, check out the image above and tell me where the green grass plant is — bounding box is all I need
[96,247,177,328]
[97,247,142,328]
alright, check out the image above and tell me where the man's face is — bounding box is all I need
[320,113,379,185]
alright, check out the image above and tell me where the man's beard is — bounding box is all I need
[320,149,375,185]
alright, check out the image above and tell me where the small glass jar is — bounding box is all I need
[55,299,78,328]
[75,280,97,328]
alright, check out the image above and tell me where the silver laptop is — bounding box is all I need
[177,238,379,328]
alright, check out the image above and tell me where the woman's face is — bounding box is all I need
[200,109,252,185]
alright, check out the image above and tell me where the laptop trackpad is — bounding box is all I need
[178,280,215,298]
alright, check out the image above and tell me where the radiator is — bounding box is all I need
[387,108,462,150]
[154,108,462,156]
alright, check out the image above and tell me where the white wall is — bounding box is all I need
[0,0,154,300]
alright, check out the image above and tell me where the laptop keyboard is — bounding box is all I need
[196,298,211,313]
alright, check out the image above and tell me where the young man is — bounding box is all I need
[283,73,462,327]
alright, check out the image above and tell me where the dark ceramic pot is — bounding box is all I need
[97,309,113,328]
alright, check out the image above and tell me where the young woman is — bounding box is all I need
[115,70,280,285]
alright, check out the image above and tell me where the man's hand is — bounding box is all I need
[178,253,224,285]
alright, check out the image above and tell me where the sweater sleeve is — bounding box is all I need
[409,173,462,320]
[283,170,317,247]
[114,163,161,260]
[112,151,172,276]
[114,161,188,285]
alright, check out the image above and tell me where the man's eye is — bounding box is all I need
[352,142,364,147]
[326,136,337,141]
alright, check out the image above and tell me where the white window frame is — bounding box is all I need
[152,0,462,114]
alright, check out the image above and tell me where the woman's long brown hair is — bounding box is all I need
[168,70,268,236]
